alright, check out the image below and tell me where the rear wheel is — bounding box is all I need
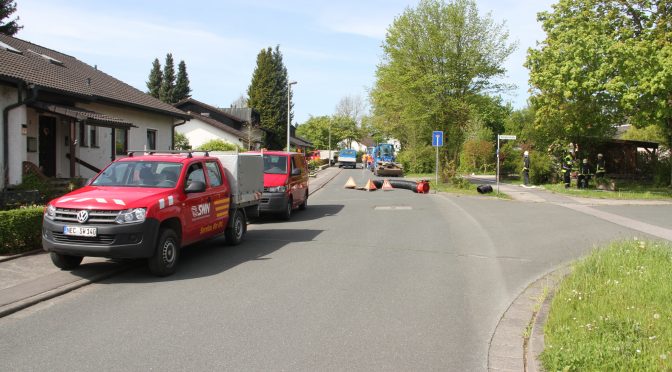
[225,209,246,245]
[299,191,308,210]
[50,252,83,270]
[148,228,180,276]
[281,197,293,220]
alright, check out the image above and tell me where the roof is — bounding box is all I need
[0,34,188,119]
[175,97,243,123]
[31,101,136,129]
[187,111,246,138]
[291,135,313,148]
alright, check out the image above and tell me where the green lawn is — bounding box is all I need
[542,240,672,371]
[543,182,672,200]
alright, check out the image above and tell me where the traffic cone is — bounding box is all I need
[344,177,356,189]
[381,179,394,191]
[364,178,377,191]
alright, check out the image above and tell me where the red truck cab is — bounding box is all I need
[249,151,309,220]
[42,151,253,276]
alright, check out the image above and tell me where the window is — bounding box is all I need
[78,123,88,147]
[89,126,98,147]
[185,163,205,190]
[147,129,157,151]
[206,161,222,187]
[115,128,128,155]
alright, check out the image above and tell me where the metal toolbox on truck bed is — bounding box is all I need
[211,152,263,208]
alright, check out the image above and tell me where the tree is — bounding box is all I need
[230,94,248,108]
[370,0,515,170]
[146,58,162,99]
[247,46,291,150]
[296,116,335,149]
[159,53,176,104]
[173,132,191,150]
[526,0,672,184]
[335,95,367,126]
[331,115,359,149]
[173,60,191,103]
[0,0,21,36]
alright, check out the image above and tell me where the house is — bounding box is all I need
[175,98,264,150]
[0,34,189,188]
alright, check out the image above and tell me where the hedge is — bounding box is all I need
[0,206,44,255]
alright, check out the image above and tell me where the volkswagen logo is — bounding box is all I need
[77,210,89,224]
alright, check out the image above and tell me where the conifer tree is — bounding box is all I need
[247,46,291,149]
[146,58,162,99]
[159,53,176,104]
[173,60,191,103]
[0,0,22,36]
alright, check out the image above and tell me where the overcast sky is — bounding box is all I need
[14,0,556,124]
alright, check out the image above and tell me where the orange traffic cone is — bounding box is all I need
[381,179,394,191]
[344,177,356,189]
[364,179,377,191]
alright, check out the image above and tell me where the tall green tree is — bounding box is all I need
[146,58,162,99]
[159,53,176,104]
[526,0,672,185]
[247,46,291,150]
[0,0,21,36]
[296,116,337,149]
[173,60,191,103]
[370,0,515,171]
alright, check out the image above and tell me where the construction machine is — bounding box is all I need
[371,143,403,177]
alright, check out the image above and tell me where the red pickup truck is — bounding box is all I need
[41,151,263,276]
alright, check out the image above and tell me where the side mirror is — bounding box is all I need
[291,167,301,176]
[185,180,206,193]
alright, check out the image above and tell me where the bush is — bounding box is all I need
[197,139,242,152]
[397,146,435,174]
[12,173,69,204]
[653,157,671,187]
[0,206,44,254]
[459,139,494,174]
[530,152,555,184]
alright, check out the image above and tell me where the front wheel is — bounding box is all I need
[225,209,246,245]
[281,197,293,220]
[50,252,83,270]
[148,228,180,276]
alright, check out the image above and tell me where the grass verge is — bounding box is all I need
[543,183,672,200]
[405,173,509,198]
[541,239,672,371]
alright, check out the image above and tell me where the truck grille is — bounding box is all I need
[51,232,115,245]
[53,208,119,224]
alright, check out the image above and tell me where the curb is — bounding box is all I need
[0,262,137,318]
[488,265,570,371]
[0,249,44,263]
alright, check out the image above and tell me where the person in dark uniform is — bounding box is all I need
[561,152,573,188]
[578,159,591,189]
[595,153,606,179]
[522,151,530,186]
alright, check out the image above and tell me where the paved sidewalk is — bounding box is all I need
[0,166,342,318]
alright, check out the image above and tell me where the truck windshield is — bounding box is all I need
[380,144,394,157]
[263,155,288,174]
[91,161,183,188]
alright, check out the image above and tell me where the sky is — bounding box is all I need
[14,0,556,124]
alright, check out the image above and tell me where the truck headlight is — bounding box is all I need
[45,204,56,220]
[115,208,146,224]
[267,186,286,193]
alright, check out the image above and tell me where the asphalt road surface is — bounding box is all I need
[0,169,654,371]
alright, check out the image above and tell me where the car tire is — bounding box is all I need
[281,197,292,220]
[50,252,83,270]
[299,191,308,210]
[148,228,180,277]
[225,209,246,246]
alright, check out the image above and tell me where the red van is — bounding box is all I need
[250,151,309,220]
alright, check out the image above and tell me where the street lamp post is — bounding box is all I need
[287,80,297,152]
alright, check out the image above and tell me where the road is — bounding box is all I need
[0,168,663,371]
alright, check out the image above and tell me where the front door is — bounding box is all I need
[39,116,57,177]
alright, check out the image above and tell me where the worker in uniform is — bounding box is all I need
[362,153,369,171]
[522,151,530,186]
[578,159,591,189]
[595,153,606,179]
[561,151,573,188]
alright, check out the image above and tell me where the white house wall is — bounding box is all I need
[176,117,243,149]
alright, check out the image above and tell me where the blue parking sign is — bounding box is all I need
[432,131,443,147]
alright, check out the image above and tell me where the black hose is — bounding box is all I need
[371,179,423,192]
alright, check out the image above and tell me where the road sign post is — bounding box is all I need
[432,131,443,188]
[496,134,516,195]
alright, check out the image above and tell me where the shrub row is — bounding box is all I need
[0,206,44,255]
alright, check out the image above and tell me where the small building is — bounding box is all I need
[0,34,189,188]
[175,98,264,150]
